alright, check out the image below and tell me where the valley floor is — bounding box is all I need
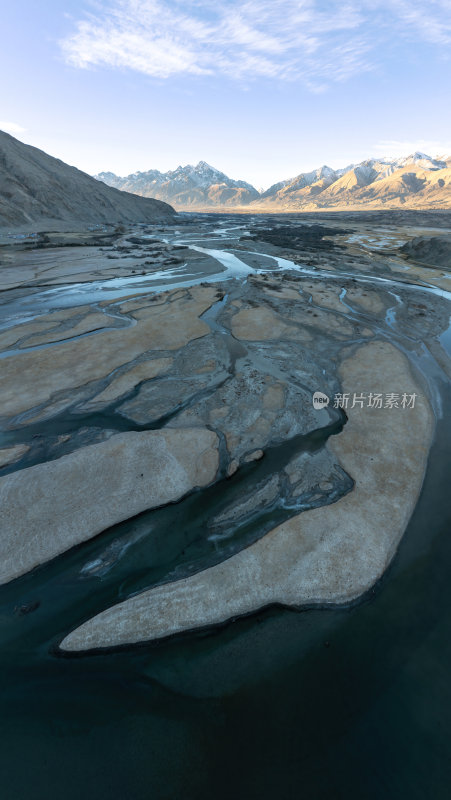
[1,210,451,798]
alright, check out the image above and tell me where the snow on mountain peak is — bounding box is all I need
[95,149,451,210]
[196,160,218,172]
[395,152,445,170]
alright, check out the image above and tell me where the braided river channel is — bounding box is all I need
[1,211,451,799]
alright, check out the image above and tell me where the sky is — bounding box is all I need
[1,0,451,189]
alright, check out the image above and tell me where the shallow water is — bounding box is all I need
[1,406,451,800]
[1,216,451,799]
[2,218,451,324]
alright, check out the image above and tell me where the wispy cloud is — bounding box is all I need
[60,0,451,89]
[0,121,26,134]
[387,0,451,47]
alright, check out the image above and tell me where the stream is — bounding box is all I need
[1,216,451,800]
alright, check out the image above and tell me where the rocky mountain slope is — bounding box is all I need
[0,130,175,229]
[95,161,259,209]
[97,152,451,211]
[255,153,451,210]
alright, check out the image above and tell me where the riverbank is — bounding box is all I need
[1,210,451,798]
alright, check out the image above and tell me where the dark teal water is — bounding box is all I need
[0,388,450,799]
[1,218,451,799]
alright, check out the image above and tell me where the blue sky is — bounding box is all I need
[1,0,451,188]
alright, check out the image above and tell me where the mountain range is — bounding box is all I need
[96,153,451,211]
[97,161,259,208]
[1,129,450,229]
[0,130,175,229]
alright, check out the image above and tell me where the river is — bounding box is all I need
[1,214,451,799]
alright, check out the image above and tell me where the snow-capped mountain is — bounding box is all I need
[253,153,451,210]
[95,161,259,209]
[95,152,451,211]
[395,152,446,170]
